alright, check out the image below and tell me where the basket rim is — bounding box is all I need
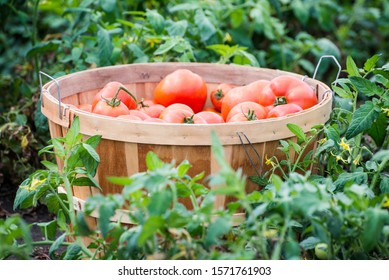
[41,62,333,146]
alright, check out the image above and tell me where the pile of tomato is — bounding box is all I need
[74,68,318,124]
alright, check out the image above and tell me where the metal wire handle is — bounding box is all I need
[312,55,342,85]
[237,132,263,177]
[39,71,65,119]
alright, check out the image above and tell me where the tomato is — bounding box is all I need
[195,111,225,124]
[268,76,318,109]
[92,81,137,110]
[139,103,166,118]
[159,103,194,119]
[137,98,155,109]
[128,109,150,120]
[226,101,267,122]
[221,80,269,120]
[267,104,303,118]
[203,107,222,115]
[144,117,167,123]
[161,109,206,124]
[92,98,131,117]
[117,115,142,121]
[154,69,207,113]
[77,104,92,112]
[210,83,235,112]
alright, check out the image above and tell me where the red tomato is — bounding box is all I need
[140,104,166,118]
[128,110,149,120]
[144,117,167,123]
[137,98,155,109]
[161,109,206,124]
[203,107,222,115]
[159,103,194,119]
[226,101,267,122]
[267,104,303,118]
[117,115,142,121]
[195,111,225,124]
[269,76,317,109]
[77,104,92,112]
[92,81,137,110]
[210,83,235,112]
[92,98,131,117]
[154,69,207,113]
[221,80,269,121]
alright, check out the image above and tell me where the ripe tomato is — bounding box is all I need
[92,98,131,117]
[159,103,194,119]
[137,98,155,109]
[77,104,92,112]
[139,103,166,118]
[210,83,235,112]
[154,69,207,113]
[203,107,222,115]
[267,104,303,118]
[144,117,167,123]
[221,80,269,120]
[117,115,142,121]
[226,101,267,122]
[269,76,317,109]
[92,81,137,110]
[161,109,206,124]
[195,111,225,124]
[128,110,150,120]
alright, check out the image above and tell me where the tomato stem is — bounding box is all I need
[274,96,287,106]
[184,114,195,124]
[214,89,224,100]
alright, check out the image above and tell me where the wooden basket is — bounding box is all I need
[41,63,332,225]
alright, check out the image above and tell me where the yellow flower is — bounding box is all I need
[353,154,362,165]
[265,155,272,166]
[224,32,232,43]
[339,138,351,152]
[382,108,389,117]
[21,177,46,192]
[382,196,389,208]
[319,138,327,145]
[145,37,161,48]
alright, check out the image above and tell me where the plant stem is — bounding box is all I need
[271,217,289,260]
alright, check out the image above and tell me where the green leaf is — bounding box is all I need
[99,203,116,239]
[75,212,93,236]
[230,8,244,28]
[350,76,385,97]
[363,208,389,252]
[332,85,353,99]
[167,20,188,37]
[97,26,113,66]
[363,54,381,72]
[41,160,58,172]
[194,9,216,42]
[37,220,57,241]
[334,171,368,190]
[26,40,61,59]
[346,56,361,77]
[44,193,66,214]
[293,0,309,25]
[73,176,98,187]
[367,112,388,147]
[154,38,179,55]
[64,243,82,260]
[315,139,335,157]
[234,50,259,67]
[380,176,389,194]
[287,123,306,144]
[49,233,66,259]
[13,184,34,210]
[82,143,100,162]
[145,151,164,171]
[148,189,172,216]
[168,3,199,13]
[346,101,380,139]
[85,135,102,149]
[65,116,80,147]
[138,216,165,246]
[177,160,191,177]
[146,9,165,34]
[205,217,231,247]
[299,236,321,250]
[99,0,116,13]
[52,138,65,159]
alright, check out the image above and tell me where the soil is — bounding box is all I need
[0,183,55,259]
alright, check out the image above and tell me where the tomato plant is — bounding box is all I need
[154,69,207,113]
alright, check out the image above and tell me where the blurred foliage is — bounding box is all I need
[0,0,388,187]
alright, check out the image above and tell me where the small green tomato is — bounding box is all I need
[315,243,328,260]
